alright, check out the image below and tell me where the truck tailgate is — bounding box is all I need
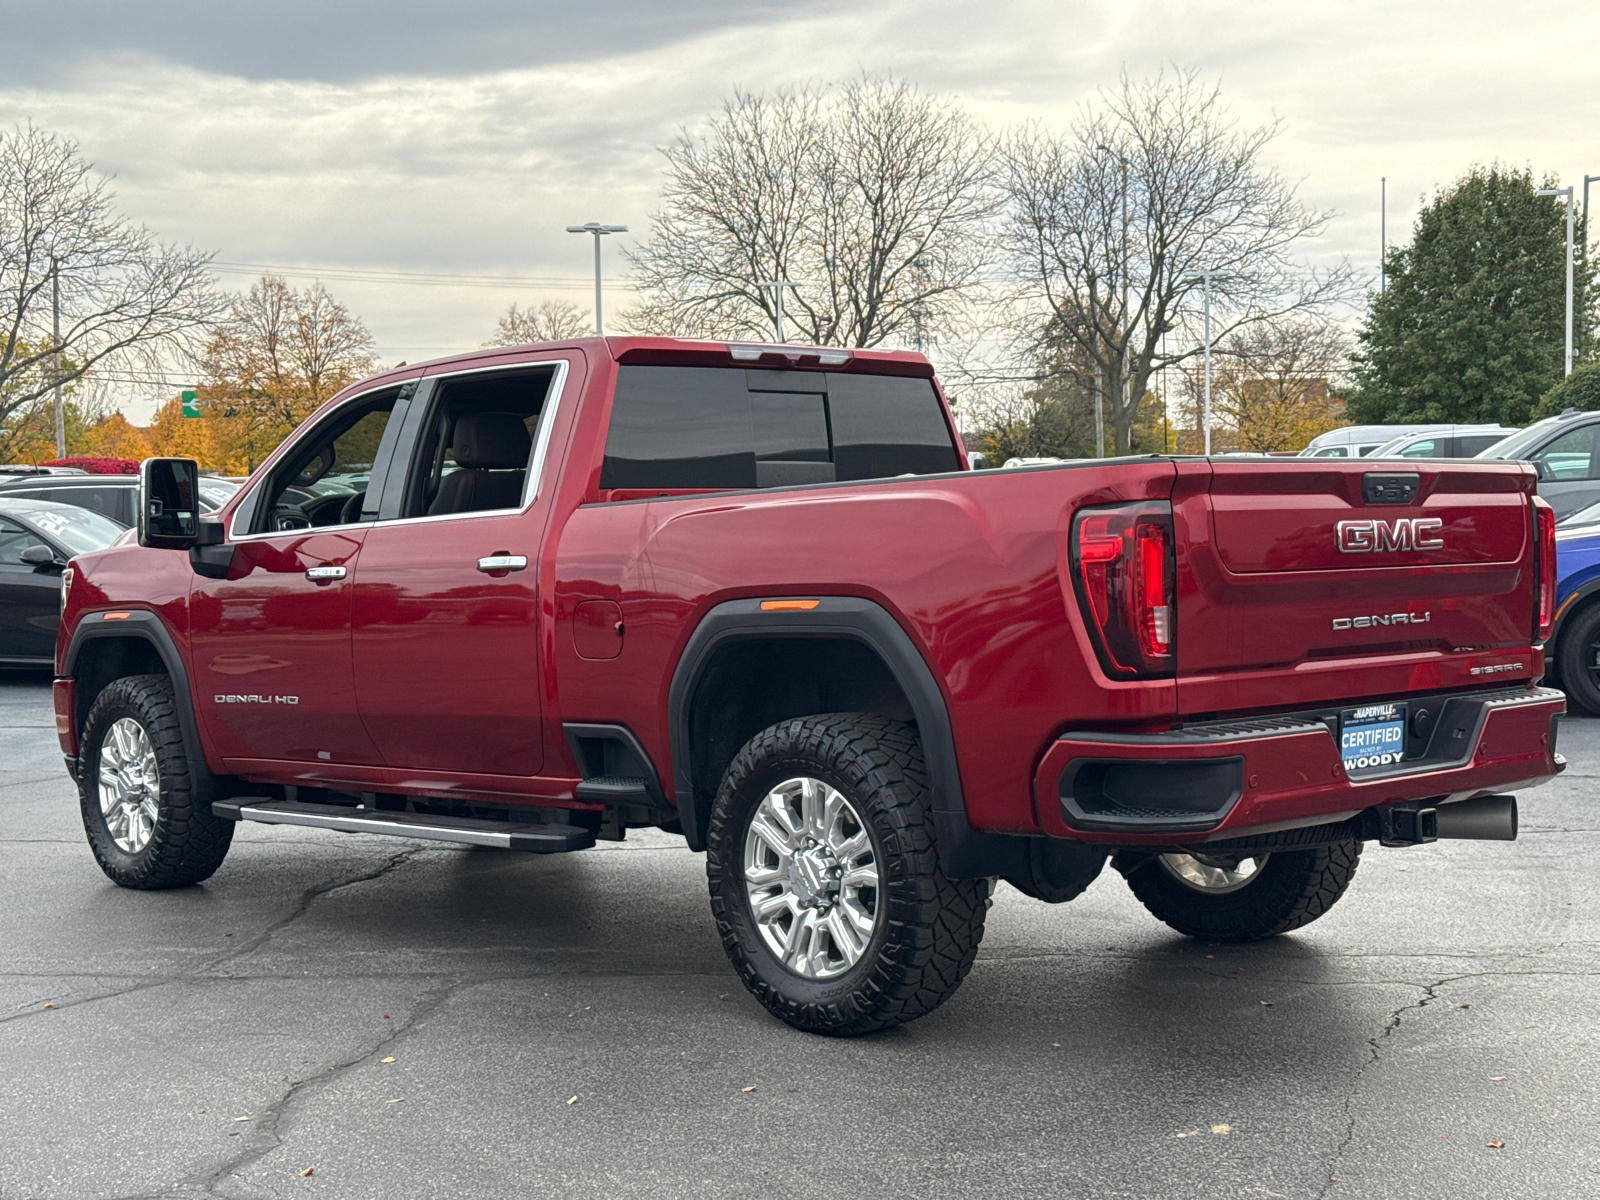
[1175,459,1539,714]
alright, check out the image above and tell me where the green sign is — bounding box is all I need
[180,389,201,418]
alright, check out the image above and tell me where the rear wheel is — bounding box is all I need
[706,713,988,1035]
[79,674,233,889]
[1556,601,1600,716]
[1120,841,1360,942]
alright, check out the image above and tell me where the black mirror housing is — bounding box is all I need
[139,457,202,549]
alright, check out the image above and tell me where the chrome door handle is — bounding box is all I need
[305,565,347,582]
[477,555,529,573]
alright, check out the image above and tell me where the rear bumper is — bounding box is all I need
[1034,685,1565,845]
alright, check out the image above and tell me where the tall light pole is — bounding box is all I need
[51,257,64,459]
[565,222,627,335]
[756,280,800,342]
[1185,271,1221,455]
[1098,143,1130,457]
[1380,177,1386,293]
[1583,174,1599,362]
[1538,187,1575,377]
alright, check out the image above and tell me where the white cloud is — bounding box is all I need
[3,0,1597,416]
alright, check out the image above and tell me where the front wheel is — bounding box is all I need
[79,674,233,889]
[706,713,988,1036]
[1120,841,1360,942]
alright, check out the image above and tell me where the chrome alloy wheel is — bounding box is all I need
[1158,852,1270,894]
[743,777,880,980]
[97,717,161,854]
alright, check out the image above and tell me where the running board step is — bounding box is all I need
[212,799,596,853]
[573,775,652,803]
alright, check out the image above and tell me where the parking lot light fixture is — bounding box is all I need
[1537,187,1575,377]
[565,222,628,336]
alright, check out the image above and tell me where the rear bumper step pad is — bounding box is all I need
[212,799,596,853]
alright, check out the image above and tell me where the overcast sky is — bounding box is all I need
[2,0,1598,417]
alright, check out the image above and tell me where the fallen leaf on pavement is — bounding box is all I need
[741,1086,756,1093]
[233,1116,249,1122]
[1489,1075,1507,1082]
[41,1003,54,1010]
[1458,1004,1471,1009]
[380,1057,396,1064]
[1211,1125,1232,1136]
[298,1167,314,1177]
[1234,968,1245,975]
[1487,1141,1504,1149]
[1260,1001,1273,1007]
[567,1096,578,1105]
[385,1099,403,1104]
[1051,1043,1061,1048]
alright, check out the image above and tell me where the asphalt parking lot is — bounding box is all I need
[0,673,1595,1200]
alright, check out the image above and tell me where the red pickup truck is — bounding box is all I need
[53,337,1565,1035]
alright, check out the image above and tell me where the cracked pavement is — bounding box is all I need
[0,674,1595,1198]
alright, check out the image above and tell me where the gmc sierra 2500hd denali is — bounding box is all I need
[53,337,1566,1035]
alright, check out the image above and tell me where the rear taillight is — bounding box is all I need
[1535,496,1556,641]
[1069,501,1175,678]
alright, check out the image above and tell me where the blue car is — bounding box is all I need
[1548,498,1600,713]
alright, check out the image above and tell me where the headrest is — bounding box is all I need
[453,412,532,470]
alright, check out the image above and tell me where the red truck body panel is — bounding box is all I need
[54,338,1564,852]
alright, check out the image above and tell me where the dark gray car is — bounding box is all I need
[0,499,125,666]
[0,473,239,528]
[1476,410,1600,520]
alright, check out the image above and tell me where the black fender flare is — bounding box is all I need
[666,596,1024,878]
[62,610,221,795]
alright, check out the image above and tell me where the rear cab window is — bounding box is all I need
[598,366,961,499]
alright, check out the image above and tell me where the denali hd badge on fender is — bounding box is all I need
[1336,517,1444,553]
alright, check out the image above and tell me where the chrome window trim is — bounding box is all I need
[227,359,568,542]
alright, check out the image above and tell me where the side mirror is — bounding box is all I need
[967,451,988,470]
[138,457,201,550]
[20,543,60,567]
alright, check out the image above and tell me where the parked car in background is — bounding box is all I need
[0,498,124,666]
[1540,497,1600,713]
[1475,409,1600,520]
[1367,425,1519,459]
[0,465,88,476]
[1299,424,1454,458]
[0,473,240,528]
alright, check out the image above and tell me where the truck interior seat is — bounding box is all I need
[429,411,532,515]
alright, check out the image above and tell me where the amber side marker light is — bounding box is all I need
[760,599,821,611]
[102,612,132,621]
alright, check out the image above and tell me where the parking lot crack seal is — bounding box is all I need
[183,977,476,1199]
[1315,981,1441,1198]
[0,848,426,1027]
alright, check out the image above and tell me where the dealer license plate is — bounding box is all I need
[1340,703,1407,772]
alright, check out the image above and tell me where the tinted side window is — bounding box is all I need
[49,486,130,526]
[827,374,960,480]
[1398,438,1443,458]
[1457,434,1504,456]
[0,518,47,565]
[601,367,755,489]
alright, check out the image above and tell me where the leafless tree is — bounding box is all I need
[1178,318,1349,452]
[627,78,997,348]
[483,299,591,347]
[0,125,222,445]
[1000,68,1355,453]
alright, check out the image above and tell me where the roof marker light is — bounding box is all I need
[727,343,852,366]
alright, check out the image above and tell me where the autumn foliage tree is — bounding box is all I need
[197,275,375,470]
[1177,319,1348,452]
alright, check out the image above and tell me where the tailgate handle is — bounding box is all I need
[1362,473,1419,505]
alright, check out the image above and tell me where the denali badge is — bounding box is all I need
[214,694,300,705]
[1336,517,1444,553]
[1332,612,1431,630]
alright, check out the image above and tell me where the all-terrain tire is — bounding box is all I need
[1121,841,1361,942]
[79,674,233,889]
[1557,601,1600,716]
[706,713,988,1036]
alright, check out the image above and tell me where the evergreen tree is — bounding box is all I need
[1349,165,1594,426]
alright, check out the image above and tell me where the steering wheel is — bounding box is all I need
[270,503,311,532]
[339,491,367,525]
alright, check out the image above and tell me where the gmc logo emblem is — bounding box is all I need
[1336,518,1444,553]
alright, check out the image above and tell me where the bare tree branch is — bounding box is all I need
[483,299,590,347]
